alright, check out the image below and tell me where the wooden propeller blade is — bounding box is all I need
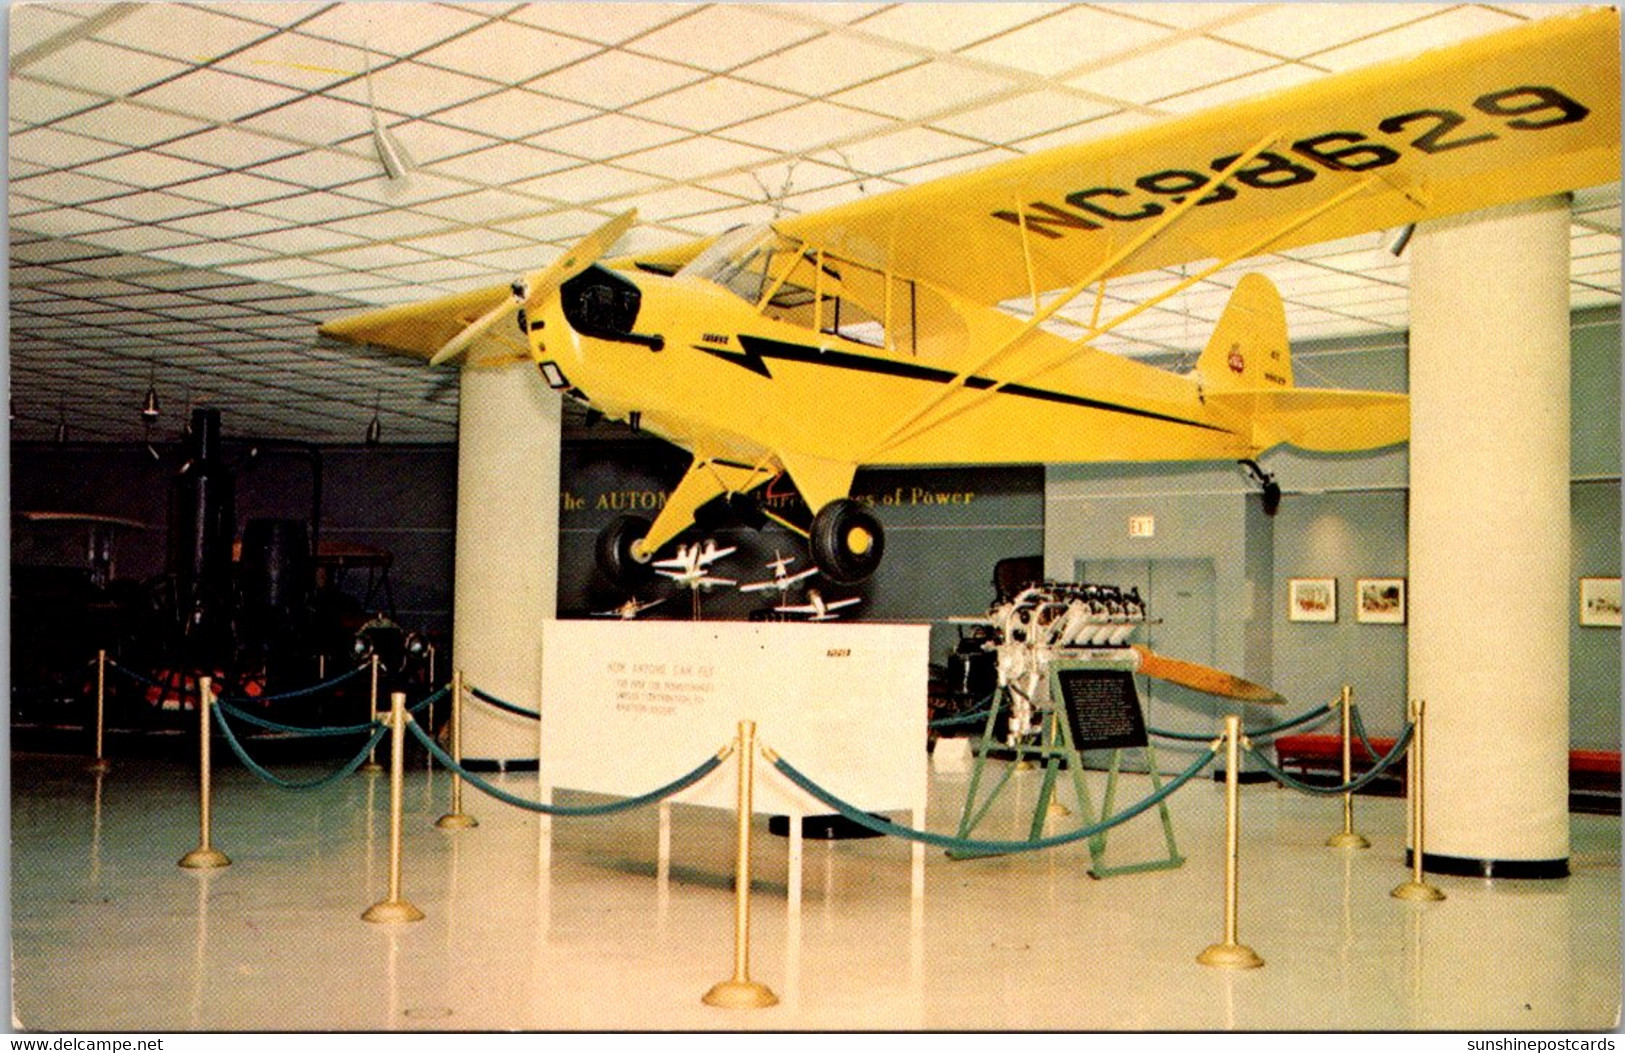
[428,296,520,366]
[428,208,638,368]
[521,208,637,314]
[1130,645,1284,704]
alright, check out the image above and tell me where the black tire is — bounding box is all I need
[596,515,655,591]
[810,499,884,584]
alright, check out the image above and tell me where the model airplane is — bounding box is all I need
[738,552,818,595]
[776,589,861,622]
[652,540,737,590]
[320,11,1619,588]
[591,596,666,620]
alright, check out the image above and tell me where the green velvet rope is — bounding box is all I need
[768,745,1217,854]
[467,683,541,721]
[1148,701,1336,743]
[1244,721,1414,797]
[406,717,725,816]
[212,703,389,791]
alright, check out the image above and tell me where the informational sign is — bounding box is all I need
[1128,514,1156,538]
[539,619,930,815]
[1055,668,1149,751]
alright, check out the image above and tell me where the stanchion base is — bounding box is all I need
[362,898,426,924]
[178,847,231,870]
[86,759,112,774]
[701,979,779,1009]
[1327,831,1370,849]
[360,762,385,775]
[1196,942,1264,969]
[435,813,478,830]
[1390,880,1446,902]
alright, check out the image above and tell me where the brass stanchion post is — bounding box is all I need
[88,648,111,773]
[1327,685,1369,849]
[436,669,477,829]
[178,676,231,869]
[702,721,778,1009]
[361,654,384,774]
[1392,698,1445,901]
[1197,714,1262,968]
[363,691,425,923]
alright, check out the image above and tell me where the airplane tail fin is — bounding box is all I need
[1199,273,1409,453]
[1196,272,1293,393]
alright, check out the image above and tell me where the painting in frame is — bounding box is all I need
[1289,578,1337,623]
[1579,577,1622,627]
[1356,578,1406,624]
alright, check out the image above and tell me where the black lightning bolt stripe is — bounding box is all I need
[700,334,1229,435]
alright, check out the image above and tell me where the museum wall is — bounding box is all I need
[1045,306,1622,750]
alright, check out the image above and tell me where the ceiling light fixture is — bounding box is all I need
[141,385,160,423]
[364,50,413,183]
[365,395,382,445]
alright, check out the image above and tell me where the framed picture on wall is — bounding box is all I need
[1288,578,1337,622]
[1356,578,1406,624]
[1579,577,1622,627]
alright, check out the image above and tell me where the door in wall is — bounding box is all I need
[1077,558,1217,771]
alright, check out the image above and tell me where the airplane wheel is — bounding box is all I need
[810,499,883,584]
[597,515,655,590]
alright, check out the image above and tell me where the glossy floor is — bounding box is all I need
[10,749,1620,1032]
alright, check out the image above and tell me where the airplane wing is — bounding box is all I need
[766,9,1617,311]
[822,597,862,611]
[696,544,737,565]
[318,283,514,362]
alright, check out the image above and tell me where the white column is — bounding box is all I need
[453,362,560,763]
[1408,196,1571,875]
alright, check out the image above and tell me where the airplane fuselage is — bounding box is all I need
[534,268,1256,480]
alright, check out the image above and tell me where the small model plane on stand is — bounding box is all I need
[651,539,737,619]
[775,589,861,623]
[320,11,1618,589]
[738,552,818,597]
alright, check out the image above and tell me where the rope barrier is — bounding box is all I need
[1243,722,1414,797]
[107,661,196,694]
[215,698,379,738]
[217,662,370,704]
[466,684,540,721]
[765,744,1218,855]
[1148,701,1336,743]
[929,693,995,729]
[1349,704,1387,761]
[406,718,728,816]
[212,702,389,791]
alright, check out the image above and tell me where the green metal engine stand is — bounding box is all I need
[948,656,1184,879]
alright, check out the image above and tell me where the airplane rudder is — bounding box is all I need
[1198,272,1293,392]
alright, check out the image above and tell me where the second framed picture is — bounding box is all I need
[1289,578,1337,622]
[1356,578,1407,624]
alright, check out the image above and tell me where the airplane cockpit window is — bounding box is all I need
[678,225,795,305]
[680,223,915,354]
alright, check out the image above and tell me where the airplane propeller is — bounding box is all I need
[429,208,638,366]
[1129,644,1284,704]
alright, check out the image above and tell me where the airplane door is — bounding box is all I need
[1077,558,1217,772]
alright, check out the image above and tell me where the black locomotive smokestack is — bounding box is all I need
[170,407,235,665]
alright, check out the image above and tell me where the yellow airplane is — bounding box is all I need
[321,9,1619,588]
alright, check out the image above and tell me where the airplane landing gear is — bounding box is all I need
[597,515,656,591]
[810,499,884,584]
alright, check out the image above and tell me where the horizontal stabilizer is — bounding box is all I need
[1206,388,1409,453]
